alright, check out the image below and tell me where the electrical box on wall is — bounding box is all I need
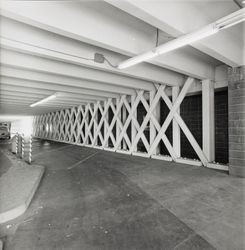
[94,53,105,63]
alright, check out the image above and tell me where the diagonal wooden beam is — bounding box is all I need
[148,77,194,155]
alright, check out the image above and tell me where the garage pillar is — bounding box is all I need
[150,90,160,154]
[131,95,137,152]
[122,104,127,150]
[104,101,109,148]
[202,79,215,162]
[228,66,245,177]
[172,86,181,158]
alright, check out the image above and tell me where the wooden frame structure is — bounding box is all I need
[33,77,210,166]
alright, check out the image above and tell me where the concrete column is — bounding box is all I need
[172,86,181,158]
[228,66,245,177]
[202,79,215,162]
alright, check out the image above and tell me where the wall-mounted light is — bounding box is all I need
[30,93,57,107]
[117,9,245,70]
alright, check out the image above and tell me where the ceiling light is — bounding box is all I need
[30,93,57,107]
[117,9,245,70]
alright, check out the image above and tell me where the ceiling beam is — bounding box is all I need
[105,0,243,67]
[0,84,53,96]
[0,104,70,115]
[0,90,107,102]
[0,77,120,98]
[0,95,94,106]
[1,49,155,91]
[0,2,216,79]
[0,66,135,96]
[0,17,184,86]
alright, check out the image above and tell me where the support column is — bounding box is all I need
[94,104,98,146]
[104,101,109,148]
[172,86,181,158]
[202,79,215,162]
[84,105,89,145]
[116,98,122,150]
[150,90,160,155]
[122,104,127,150]
[228,66,245,177]
[131,95,137,152]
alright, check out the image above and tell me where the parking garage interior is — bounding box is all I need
[0,1,244,250]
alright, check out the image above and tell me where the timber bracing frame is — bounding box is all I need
[33,77,209,166]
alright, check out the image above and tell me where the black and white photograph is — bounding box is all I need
[0,0,244,249]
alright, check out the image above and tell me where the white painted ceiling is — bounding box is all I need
[0,0,243,117]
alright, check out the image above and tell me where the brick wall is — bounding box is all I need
[215,90,228,164]
[159,91,229,163]
[180,94,203,159]
[160,95,202,159]
[137,102,149,152]
[228,66,245,177]
[160,100,172,156]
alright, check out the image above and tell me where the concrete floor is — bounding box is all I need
[0,139,244,250]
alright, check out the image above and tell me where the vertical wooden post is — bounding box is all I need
[150,90,160,154]
[116,98,121,150]
[93,103,98,147]
[122,104,127,150]
[104,100,109,148]
[131,95,137,153]
[202,79,215,162]
[172,86,181,158]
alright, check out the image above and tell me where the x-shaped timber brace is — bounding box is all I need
[33,77,209,166]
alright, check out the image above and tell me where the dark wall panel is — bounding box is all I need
[180,94,203,159]
[215,90,228,164]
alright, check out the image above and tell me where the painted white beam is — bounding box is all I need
[149,89,160,155]
[0,84,108,101]
[0,17,184,86]
[0,67,134,96]
[0,91,98,103]
[0,76,120,99]
[172,86,181,157]
[0,1,216,79]
[0,95,97,106]
[0,49,154,91]
[202,79,215,162]
[0,101,77,108]
[0,84,53,96]
[106,0,243,67]
[0,104,69,115]
[130,95,137,152]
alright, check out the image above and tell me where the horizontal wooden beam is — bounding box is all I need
[0,2,216,79]
[0,67,134,96]
[1,49,154,91]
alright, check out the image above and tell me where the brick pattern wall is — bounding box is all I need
[215,90,228,164]
[159,92,229,163]
[160,95,203,159]
[228,66,245,177]
[137,102,149,152]
[160,100,172,156]
[180,94,203,159]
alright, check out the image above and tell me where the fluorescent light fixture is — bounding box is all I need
[117,9,245,70]
[30,93,57,107]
